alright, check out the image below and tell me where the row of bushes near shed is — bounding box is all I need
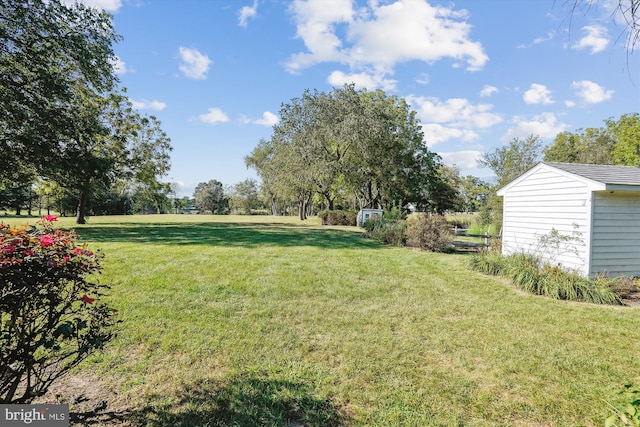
[318,210,357,226]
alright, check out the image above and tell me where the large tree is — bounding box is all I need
[194,180,228,214]
[248,85,451,219]
[1,1,172,223]
[479,135,544,188]
[0,0,119,183]
[45,92,172,223]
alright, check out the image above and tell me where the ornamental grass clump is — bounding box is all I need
[469,251,621,305]
[0,216,117,403]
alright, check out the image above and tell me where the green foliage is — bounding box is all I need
[1,2,172,224]
[606,384,640,427]
[194,180,229,214]
[229,179,261,215]
[609,113,640,167]
[479,135,543,188]
[0,217,117,403]
[247,84,453,218]
[382,202,405,222]
[319,210,357,226]
[1,0,120,186]
[362,218,406,246]
[405,213,453,252]
[543,113,640,167]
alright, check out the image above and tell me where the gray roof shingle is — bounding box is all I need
[543,162,640,186]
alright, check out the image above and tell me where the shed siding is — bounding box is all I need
[502,168,590,273]
[590,192,640,277]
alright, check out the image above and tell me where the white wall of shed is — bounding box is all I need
[501,166,591,274]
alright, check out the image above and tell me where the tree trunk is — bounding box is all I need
[324,193,334,210]
[76,189,87,224]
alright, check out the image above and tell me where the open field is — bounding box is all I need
[12,215,639,426]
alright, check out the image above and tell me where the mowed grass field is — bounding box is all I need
[25,215,640,426]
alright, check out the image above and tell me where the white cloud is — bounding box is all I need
[439,150,483,169]
[198,108,229,124]
[523,83,554,105]
[61,0,122,12]
[572,25,609,54]
[239,0,258,28]
[409,96,503,129]
[286,0,488,75]
[327,70,397,91]
[421,123,478,147]
[254,111,279,127]
[480,85,498,97]
[501,113,568,142]
[178,47,212,80]
[408,95,502,147]
[110,56,128,75]
[131,99,167,111]
[571,80,613,104]
[416,73,430,85]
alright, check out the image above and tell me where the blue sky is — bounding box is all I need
[70,0,638,196]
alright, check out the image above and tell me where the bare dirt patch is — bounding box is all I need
[34,373,134,426]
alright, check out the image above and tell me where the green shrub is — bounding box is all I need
[362,218,406,246]
[405,213,453,253]
[319,210,357,226]
[0,217,118,403]
[606,383,640,427]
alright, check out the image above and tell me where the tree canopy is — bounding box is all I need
[543,113,640,167]
[247,85,455,219]
[1,0,172,223]
[478,135,544,188]
[194,180,228,214]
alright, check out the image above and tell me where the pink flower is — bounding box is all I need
[40,235,55,247]
[1,246,16,253]
[43,215,58,222]
[63,256,70,262]
[80,295,95,304]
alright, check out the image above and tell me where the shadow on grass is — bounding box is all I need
[71,373,350,427]
[76,222,378,250]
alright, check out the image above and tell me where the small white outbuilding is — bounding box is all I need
[357,208,383,227]
[497,162,640,278]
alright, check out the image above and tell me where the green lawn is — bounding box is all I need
[32,215,640,425]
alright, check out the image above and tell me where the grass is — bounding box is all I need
[9,214,640,425]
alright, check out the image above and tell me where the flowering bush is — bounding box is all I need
[0,217,117,403]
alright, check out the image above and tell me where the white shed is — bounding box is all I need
[357,208,383,227]
[497,162,640,278]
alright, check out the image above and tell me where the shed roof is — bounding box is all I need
[497,162,640,195]
[543,162,640,186]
